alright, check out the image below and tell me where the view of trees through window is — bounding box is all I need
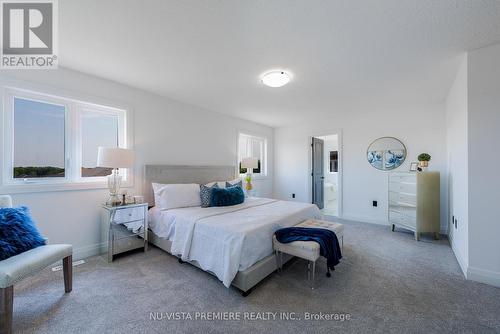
[12,96,122,180]
[13,97,66,178]
[81,109,119,177]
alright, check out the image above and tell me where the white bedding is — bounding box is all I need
[148,198,322,287]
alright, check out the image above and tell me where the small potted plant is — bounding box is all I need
[418,153,431,169]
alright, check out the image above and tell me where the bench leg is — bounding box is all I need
[63,255,73,293]
[275,250,281,272]
[0,286,13,334]
[311,261,316,290]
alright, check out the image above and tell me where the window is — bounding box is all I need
[329,151,338,173]
[13,98,66,178]
[80,108,119,177]
[238,133,267,176]
[2,88,128,188]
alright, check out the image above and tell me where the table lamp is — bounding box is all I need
[97,147,135,206]
[241,157,259,193]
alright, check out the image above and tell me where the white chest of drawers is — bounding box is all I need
[388,172,440,241]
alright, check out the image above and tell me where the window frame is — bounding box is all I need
[75,103,127,183]
[237,132,268,178]
[0,86,132,193]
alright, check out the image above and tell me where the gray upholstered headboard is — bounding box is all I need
[143,165,237,206]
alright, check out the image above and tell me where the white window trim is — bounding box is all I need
[74,103,127,183]
[237,132,268,179]
[0,85,134,194]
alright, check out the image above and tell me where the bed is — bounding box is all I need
[144,165,322,295]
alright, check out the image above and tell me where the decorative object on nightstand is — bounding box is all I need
[101,202,148,262]
[417,153,431,170]
[133,195,144,204]
[241,157,258,195]
[389,172,440,241]
[97,147,135,206]
[409,162,419,172]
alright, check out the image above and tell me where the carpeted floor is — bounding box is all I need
[12,220,500,334]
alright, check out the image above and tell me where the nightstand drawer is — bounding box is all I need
[113,207,145,224]
[102,202,148,262]
[113,236,145,254]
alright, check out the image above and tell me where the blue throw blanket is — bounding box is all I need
[274,227,342,271]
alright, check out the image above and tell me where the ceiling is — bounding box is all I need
[59,0,500,127]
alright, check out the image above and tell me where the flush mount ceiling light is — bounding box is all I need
[261,70,291,88]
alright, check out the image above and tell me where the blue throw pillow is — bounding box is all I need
[0,207,45,260]
[200,183,219,208]
[211,186,245,207]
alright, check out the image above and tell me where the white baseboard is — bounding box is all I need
[467,266,500,288]
[72,242,104,260]
[339,214,448,234]
[339,214,389,226]
[448,234,468,277]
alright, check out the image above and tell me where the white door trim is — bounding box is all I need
[306,129,343,218]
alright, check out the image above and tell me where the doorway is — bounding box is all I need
[311,134,340,216]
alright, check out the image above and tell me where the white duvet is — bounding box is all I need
[148,198,322,287]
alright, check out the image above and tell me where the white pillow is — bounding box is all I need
[206,178,241,188]
[226,178,243,186]
[152,183,201,210]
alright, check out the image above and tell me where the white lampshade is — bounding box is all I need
[241,157,259,169]
[97,147,135,168]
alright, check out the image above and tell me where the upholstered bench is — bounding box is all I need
[273,219,344,289]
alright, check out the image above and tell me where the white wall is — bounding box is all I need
[467,43,500,286]
[445,54,469,275]
[0,68,274,259]
[274,105,448,231]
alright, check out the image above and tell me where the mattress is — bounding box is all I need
[148,197,322,287]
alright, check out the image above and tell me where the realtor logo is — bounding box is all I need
[1,0,58,69]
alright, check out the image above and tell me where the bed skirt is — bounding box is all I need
[147,229,293,293]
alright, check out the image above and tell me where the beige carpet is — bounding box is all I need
[11,220,500,334]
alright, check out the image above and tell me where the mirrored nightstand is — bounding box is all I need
[101,203,148,262]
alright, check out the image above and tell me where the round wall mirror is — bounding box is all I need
[367,137,406,171]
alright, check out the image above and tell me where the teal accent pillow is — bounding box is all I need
[200,183,219,208]
[211,186,245,207]
[0,207,45,260]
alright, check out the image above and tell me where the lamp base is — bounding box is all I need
[106,169,123,206]
[106,194,122,206]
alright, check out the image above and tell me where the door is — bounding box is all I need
[312,137,324,209]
